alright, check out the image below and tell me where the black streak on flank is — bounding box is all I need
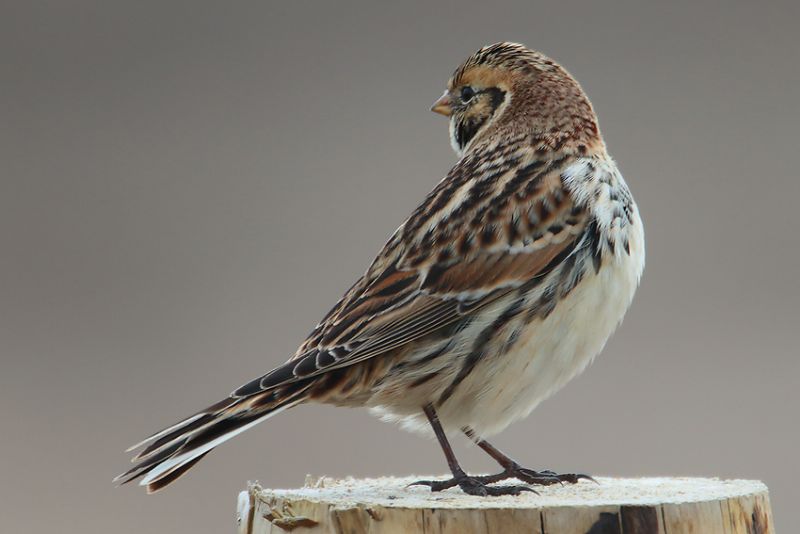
[586,219,603,274]
[409,372,438,388]
[412,341,453,367]
[438,296,525,405]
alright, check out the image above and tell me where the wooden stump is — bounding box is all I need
[237,476,773,534]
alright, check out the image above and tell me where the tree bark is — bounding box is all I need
[237,476,773,533]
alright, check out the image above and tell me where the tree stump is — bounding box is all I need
[237,476,773,533]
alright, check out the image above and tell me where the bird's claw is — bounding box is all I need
[410,475,536,496]
[408,478,458,491]
[512,465,593,486]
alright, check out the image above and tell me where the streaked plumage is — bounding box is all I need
[117,42,644,495]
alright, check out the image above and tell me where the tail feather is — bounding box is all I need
[125,413,205,453]
[145,452,209,494]
[134,412,218,461]
[125,396,237,454]
[116,383,310,493]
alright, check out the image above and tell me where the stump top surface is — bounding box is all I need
[251,476,767,509]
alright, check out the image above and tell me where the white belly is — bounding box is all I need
[427,210,645,437]
[369,157,644,439]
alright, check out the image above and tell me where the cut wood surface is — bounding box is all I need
[237,476,773,534]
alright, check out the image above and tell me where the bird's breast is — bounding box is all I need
[441,161,645,436]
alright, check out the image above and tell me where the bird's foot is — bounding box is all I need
[409,473,535,496]
[410,465,593,496]
[493,464,595,486]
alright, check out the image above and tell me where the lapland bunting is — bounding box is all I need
[117,42,644,496]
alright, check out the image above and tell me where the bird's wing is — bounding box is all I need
[233,148,590,397]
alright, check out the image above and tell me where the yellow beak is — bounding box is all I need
[430,92,452,117]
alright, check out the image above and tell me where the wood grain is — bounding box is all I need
[237,476,773,534]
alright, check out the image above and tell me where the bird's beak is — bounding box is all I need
[430,92,452,117]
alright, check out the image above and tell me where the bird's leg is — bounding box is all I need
[462,427,594,486]
[409,405,534,496]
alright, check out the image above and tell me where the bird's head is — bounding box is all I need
[432,42,602,156]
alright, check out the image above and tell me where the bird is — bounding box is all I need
[116,42,644,496]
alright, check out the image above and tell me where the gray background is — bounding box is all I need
[2,1,798,532]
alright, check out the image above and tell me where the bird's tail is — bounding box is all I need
[114,381,311,493]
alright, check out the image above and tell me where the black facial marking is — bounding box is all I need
[455,117,484,151]
[486,87,506,110]
[453,88,507,151]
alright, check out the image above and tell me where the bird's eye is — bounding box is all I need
[460,86,476,102]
